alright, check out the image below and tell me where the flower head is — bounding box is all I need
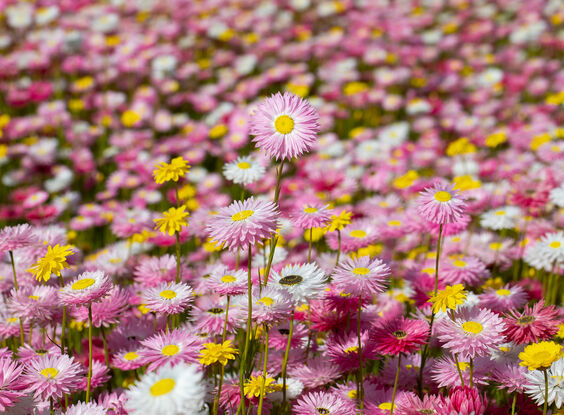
[0,224,37,252]
[244,374,276,398]
[154,206,189,236]
[416,183,466,224]
[143,282,194,315]
[198,341,238,366]
[372,317,429,356]
[27,244,74,282]
[503,300,560,344]
[332,255,391,297]
[153,157,190,184]
[251,92,320,160]
[59,270,113,305]
[429,284,467,313]
[222,155,265,186]
[21,354,82,401]
[519,341,562,371]
[326,210,352,232]
[293,391,356,415]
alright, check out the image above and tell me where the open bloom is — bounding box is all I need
[524,357,564,409]
[153,157,190,184]
[272,263,327,304]
[27,244,74,282]
[429,284,467,313]
[22,354,82,401]
[519,341,562,371]
[251,92,320,160]
[198,341,238,366]
[0,358,25,411]
[0,224,37,252]
[59,270,113,305]
[372,317,429,356]
[143,282,194,315]
[503,300,560,344]
[222,155,265,186]
[416,183,466,224]
[154,206,189,236]
[206,197,279,250]
[293,391,356,415]
[332,256,391,297]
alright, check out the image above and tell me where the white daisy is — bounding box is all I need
[222,156,265,186]
[125,364,206,415]
[480,206,521,230]
[525,357,564,409]
[272,263,327,304]
[550,184,564,208]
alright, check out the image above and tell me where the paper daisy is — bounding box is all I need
[478,284,528,313]
[59,270,113,305]
[0,224,37,252]
[206,197,279,250]
[272,263,327,304]
[222,155,265,186]
[206,268,248,296]
[22,354,82,401]
[372,317,429,356]
[436,307,506,358]
[143,282,193,315]
[428,284,467,313]
[332,255,390,297]
[502,300,560,344]
[479,206,521,230]
[251,92,320,160]
[293,391,356,415]
[416,183,466,224]
[154,206,189,236]
[524,357,564,409]
[139,330,202,372]
[125,363,205,415]
[153,156,190,184]
[241,286,294,325]
[519,341,562,371]
[27,244,74,282]
[291,203,332,230]
[0,358,25,412]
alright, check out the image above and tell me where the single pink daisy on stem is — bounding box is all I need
[22,354,82,402]
[502,300,560,344]
[250,92,320,161]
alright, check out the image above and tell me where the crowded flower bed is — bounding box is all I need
[1,0,564,414]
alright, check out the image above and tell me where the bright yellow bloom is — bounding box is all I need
[393,170,419,189]
[121,109,141,127]
[154,206,189,236]
[199,341,238,366]
[446,137,476,157]
[452,175,481,192]
[485,131,507,147]
[27,244,74,282]
[326,210,352,232]
[556,323,564,339]
[428,284,467,313]
[153,157,191,184]
[244,375,276,398]
[519,341,562,371]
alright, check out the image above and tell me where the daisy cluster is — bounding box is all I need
[0,0,564,414]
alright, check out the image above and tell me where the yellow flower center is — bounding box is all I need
[550,241,561,249]
[344,346,359,354]
[496,289,511,296]
[150,378,176,396]
[221,275,237,283]
[124,352,139,361]
[231,210,254,221]
[7,317,18,323]
[159,290,177,299]
[161,344,180,356]
[434,191,452,202]
[274,115,295,135]
[304,207,318,213]
[489,242,503,251]
[29,295,39,300]
[462,321,484,334]
[453,260,467,267]
[379,403,395,410]
[347,390,358,399]
[495,210,506,216]
[237,162,251,169]
[457,361,470,371]
[349,230,367,238]
[533,351,551,362]
[388,220,401,226]
[71,278,95,290]
[40,367,59,378]
[257,297,274,307]
[352,267,370,275]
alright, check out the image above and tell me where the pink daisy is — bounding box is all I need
[436,307,506,358]
[0,358,25,411]
[143,282,193,315]
[478,284,528,313]
[371,317,429,356]
[241,286,293,325]
[394,394,446,415]
[71,287,130,328]
[0,224,37,252]
[291,203,332,229]
[416,183,466,224]
[502,300,560,344]
[78,360,110,390]
[440,255,490,286]
[206,197,279,250]
[293,391,356,415]
[443,386,487,415]
[491,363,527,393]
[332,256,391,297]
[269,321,308,350]
[133,255,178,287]
[138,329,202,372]
[326,331,378,372]
[205,268,247,296]
[326,220,379,253]
[192,297,243,336]
[289,357,342,389]
[431,355,490,388]
[8,285,58,322]
[59,270,113,305]
[112,348,145,371]
[64,402,107,415]
[22,354,83,401]
[251,92,320,160]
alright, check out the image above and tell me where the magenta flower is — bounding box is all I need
[502,300,560,344]
[0,224,37,252]
[0,358,25,411]
[138,329,202,372]
[372,317,429,356]
[206,197,279,250]
[293,391,356,415]
[251,92,320,160]
[444,386,487,415]
[143,282,193,315]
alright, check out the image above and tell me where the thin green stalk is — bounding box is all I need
[281,310,295,406]
[86,304,93,402]
[511,393,517,415]
[237,243,253,415]
[469,357,474,388]
[357,295,364,410]
[543,369,548,415]
[213,363,225,415]
[273,160,285,205]
[257,326,269,415]
[453,354,465,387]
[9,251,25,346]
[57,275,67,354]
[335,229,342,267]
[262,236,278,287]
[389,354,402,415]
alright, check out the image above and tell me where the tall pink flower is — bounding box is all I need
[22,354,83,401]
[332,256,391,297]
[251,92,320,160]
[416,183,466,224]
[0,224,37,252]
[502,300,560,344]
[0,358,26,411]
[372,317,429,356]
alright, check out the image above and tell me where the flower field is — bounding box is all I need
[1,0,564,414]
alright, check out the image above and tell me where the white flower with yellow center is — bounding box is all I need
[480,206,521,230]
[125,363,206,415]
[222,155,265,186]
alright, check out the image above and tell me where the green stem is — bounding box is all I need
[335,229,342,267]
[453,354,465,387]
[543,369,548,415]
[257,325,269,415]
[389,354,402,415]
[86,304,93,403]
[9,251,25,346]
[511,393,517,415]
[222,296,230,343]
[237,243,253,415]
[57,275,67,354]
[281,310,295,407]
[213,363,225,415]
[262,236,278,287]
[357,295,364,410]
[433,224,443,296]
[308,228,313,262]
[469,357,474,388]
[273,160,285,205]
